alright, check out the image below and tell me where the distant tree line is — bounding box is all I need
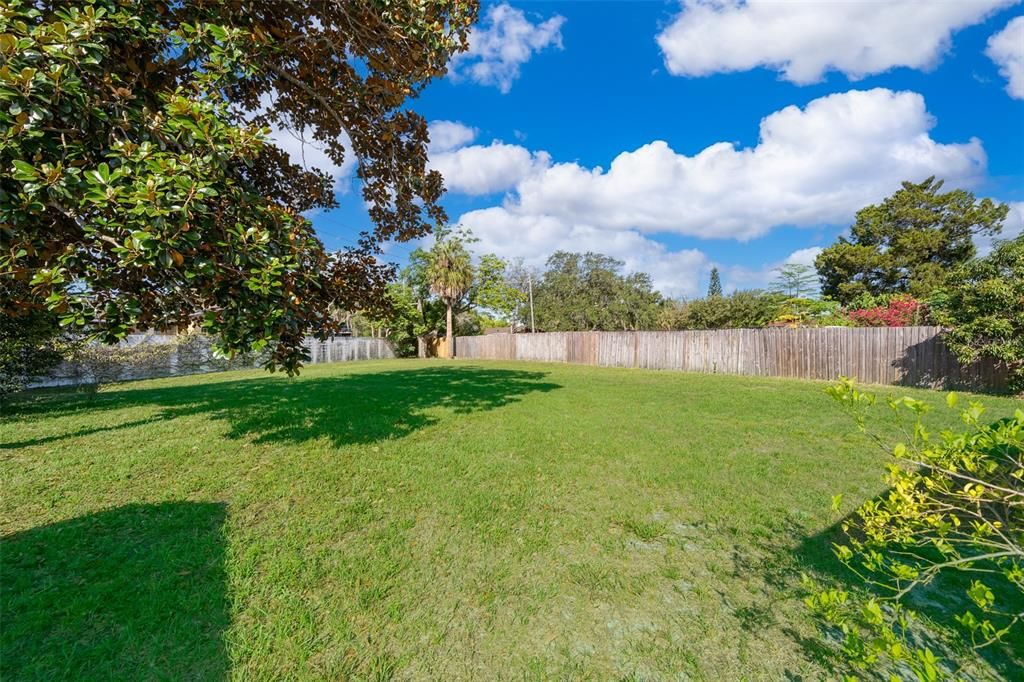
[4,176,1020,392]
[340,229,525,358]
[530,252,661,332]
[337,176,1021,386]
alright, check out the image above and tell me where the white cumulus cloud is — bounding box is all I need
[784,247,824,267]
[428,120,479,153]
[427,121,550,195]
[430,142,550,195]
[657,0,1017,84]
[449,89,991,298]
[986,16,1024,99]
[485,89,985,241]
[450,3,565,93]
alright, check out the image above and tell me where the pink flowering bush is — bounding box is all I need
[846,295,926,327]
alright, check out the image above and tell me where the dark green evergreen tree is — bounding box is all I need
[815,177,1007,305]
[708,268,723,297]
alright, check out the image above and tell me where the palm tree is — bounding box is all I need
[427,238,474,358]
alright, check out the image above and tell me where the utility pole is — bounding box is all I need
[527,272,536,333]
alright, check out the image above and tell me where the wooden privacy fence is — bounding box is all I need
[454,327,1008,391]
[417,336,451,359]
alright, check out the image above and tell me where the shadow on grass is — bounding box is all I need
[739,511,1023,680]
[1,365,561,449]
[1,502,229,681]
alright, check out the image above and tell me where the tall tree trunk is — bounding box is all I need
[446,301,453,358]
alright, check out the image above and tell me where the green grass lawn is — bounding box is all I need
[2,360,1021,680]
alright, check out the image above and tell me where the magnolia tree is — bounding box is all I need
[1,0,478,374]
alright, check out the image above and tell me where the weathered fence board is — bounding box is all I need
[454,327,1007,391]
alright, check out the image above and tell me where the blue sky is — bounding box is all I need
[294,1,1024,298]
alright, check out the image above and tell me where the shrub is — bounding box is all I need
[930,236,1024,393]
[69,337,179,386]
[846,291,892,311]
[173,330,265,374]
[67,331,264,387]
[771,297,851,327]
[807,378,1023,680]
[657,299,692,330]
[670,290,785,329]
[846,294,927,327]
[0,303,78,398]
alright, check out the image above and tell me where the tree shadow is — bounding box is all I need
[893,337,1009,394]
[2,502,230,681]
[1,366,562,449]
[738,508,1023,679]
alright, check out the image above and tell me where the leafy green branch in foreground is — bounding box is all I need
[807,378,1023,681]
